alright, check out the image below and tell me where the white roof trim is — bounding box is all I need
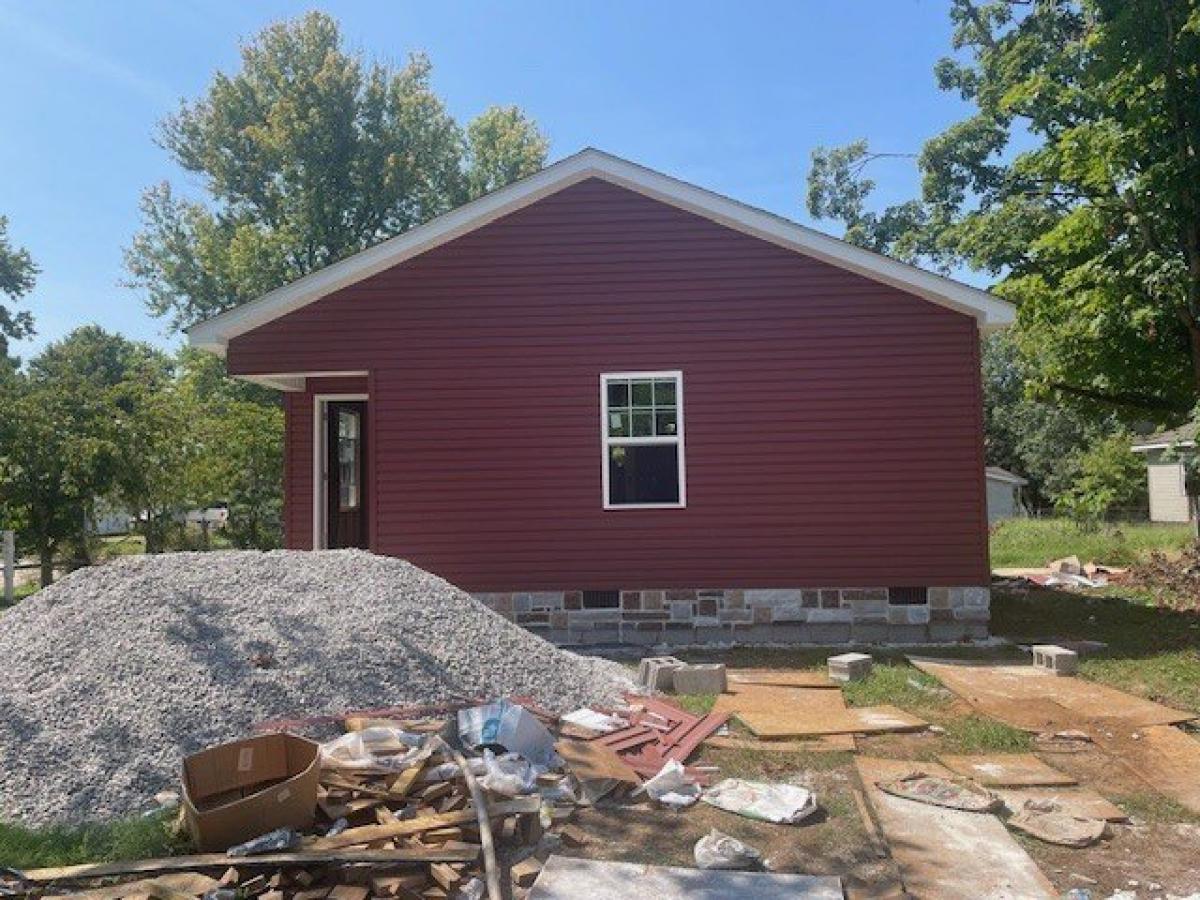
[985,467,1028,486]
[189,148,1015,356]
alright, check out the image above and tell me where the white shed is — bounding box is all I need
[985,467,1028,522]
[1132,427,1194,523]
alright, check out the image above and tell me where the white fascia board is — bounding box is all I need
[1132,440,1195,453]
[188,148,1015,354]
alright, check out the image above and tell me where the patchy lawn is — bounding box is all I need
[989,517,1193,569]
[0,811,184,869]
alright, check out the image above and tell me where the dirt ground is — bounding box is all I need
[560,648,1200,900]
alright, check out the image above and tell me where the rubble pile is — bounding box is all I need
[0,551,633,826]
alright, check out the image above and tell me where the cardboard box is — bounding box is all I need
[182,732,320,851]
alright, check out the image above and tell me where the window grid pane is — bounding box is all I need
[603,373,682,506]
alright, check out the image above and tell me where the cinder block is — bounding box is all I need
[671,663,727,695]
[828,651,873,682]
[636,656,685,691]
[1032,644,1078,676]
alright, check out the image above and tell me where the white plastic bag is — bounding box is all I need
[693,828,763,870]
[458,700,559,767]
[478,749,541,796]
[319,727,427,772]
[701,778,819,824]
[561,708,629,734]
[634,759,701,808]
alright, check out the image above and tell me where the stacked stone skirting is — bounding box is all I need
[472,586,990,647]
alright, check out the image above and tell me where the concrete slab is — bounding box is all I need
[527,856,843,899]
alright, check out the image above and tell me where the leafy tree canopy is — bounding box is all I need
[807,0,1200,421]
[0,216,37,357]
[126,11,549,331]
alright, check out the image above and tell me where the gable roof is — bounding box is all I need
[985,466,1028,486]
[1131,424,1196,452]
[189,148,1015,356]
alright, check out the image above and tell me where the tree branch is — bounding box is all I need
[1047,381,1189,415]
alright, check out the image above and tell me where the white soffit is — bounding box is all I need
[189,148,1015,356]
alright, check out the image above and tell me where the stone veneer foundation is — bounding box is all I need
[473,586,990,647]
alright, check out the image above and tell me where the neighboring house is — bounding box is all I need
[190,149,1014,645]
[1132,427,1195,523]
[985,467,1027,523]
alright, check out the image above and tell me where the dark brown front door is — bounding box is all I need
[326,401,368,549]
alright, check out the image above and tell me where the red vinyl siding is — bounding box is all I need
[230,178,989,590]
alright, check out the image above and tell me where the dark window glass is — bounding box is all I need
[888,587,928,605]
[582,590,619,609]
[608,444,680,505]
[653,379,676,406]
[631,379,654,407]
[631,410,654,436]
[655,410,677,435]
[606,381,629,409]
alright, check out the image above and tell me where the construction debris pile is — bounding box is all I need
[1132,546,1200,608]
[0,551,633,826]
[8,691,844,899]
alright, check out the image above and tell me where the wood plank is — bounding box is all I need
[705,734,855,753]
[910,659,1193,731]
[728,669,839,689]
[307,798,541,850]
[855,757,1055,900]
[22,847,482,883]
[938,753,1076,788]
[1094,724,1200,815]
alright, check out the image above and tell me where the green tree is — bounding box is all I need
[806,0,1200,421]
[0,216,37,358]
[0,328,140,583]
[178,349,284,549]
[1055,431,1148,523]
[126,11,548,331]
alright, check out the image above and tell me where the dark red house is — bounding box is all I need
[190,149,1014,645]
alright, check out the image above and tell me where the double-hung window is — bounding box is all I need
[601,371,685,508]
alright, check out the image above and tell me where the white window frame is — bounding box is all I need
[312,393,368,549]
[600,370,686,510]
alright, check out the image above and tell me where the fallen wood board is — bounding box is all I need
[995,787,1127,822]
[938,753,1076,787]
[21,846,482,883]
[307,797,540,850]
[72,872,219,899]
[1092,724,1200,815]
[727,669,839,688]
[527,855,843,899]
[705,734,856,753]
[856,757,1055,900]
[555,738,641,786]
[910,659,1193,731]
[712,684,926,738]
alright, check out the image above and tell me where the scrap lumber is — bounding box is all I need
[21,847,482,883]
[728,669,839,689]
[433,736,502,900]
[855,757,1055,900]
[938,753,1077,788]
[307,798,541,850]
[705,734,856,753]
[851,788,889,859]
[996,787,1127,823]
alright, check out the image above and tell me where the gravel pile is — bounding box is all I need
[0,550,633,826]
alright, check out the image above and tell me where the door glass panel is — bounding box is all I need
[338,409,360,510]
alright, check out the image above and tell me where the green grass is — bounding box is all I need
[0,811,186,870]
[936,715,1032,754]
[989,517,1193,569]
[991,586,1200,712]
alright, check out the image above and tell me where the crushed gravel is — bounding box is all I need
[0,550,633,827]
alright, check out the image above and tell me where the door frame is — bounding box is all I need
[312,393,369,549]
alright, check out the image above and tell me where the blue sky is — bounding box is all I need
[1,0,972,359]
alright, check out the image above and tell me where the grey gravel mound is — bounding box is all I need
[0,550,633,827]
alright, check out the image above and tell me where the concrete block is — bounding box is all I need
[637,656,685,690]
[672,663,727,695]
[1032,644,1079,676]
[828,651,873,682]
[851,621,890,643]
[806,622,852,643]
[885,624,930,644]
